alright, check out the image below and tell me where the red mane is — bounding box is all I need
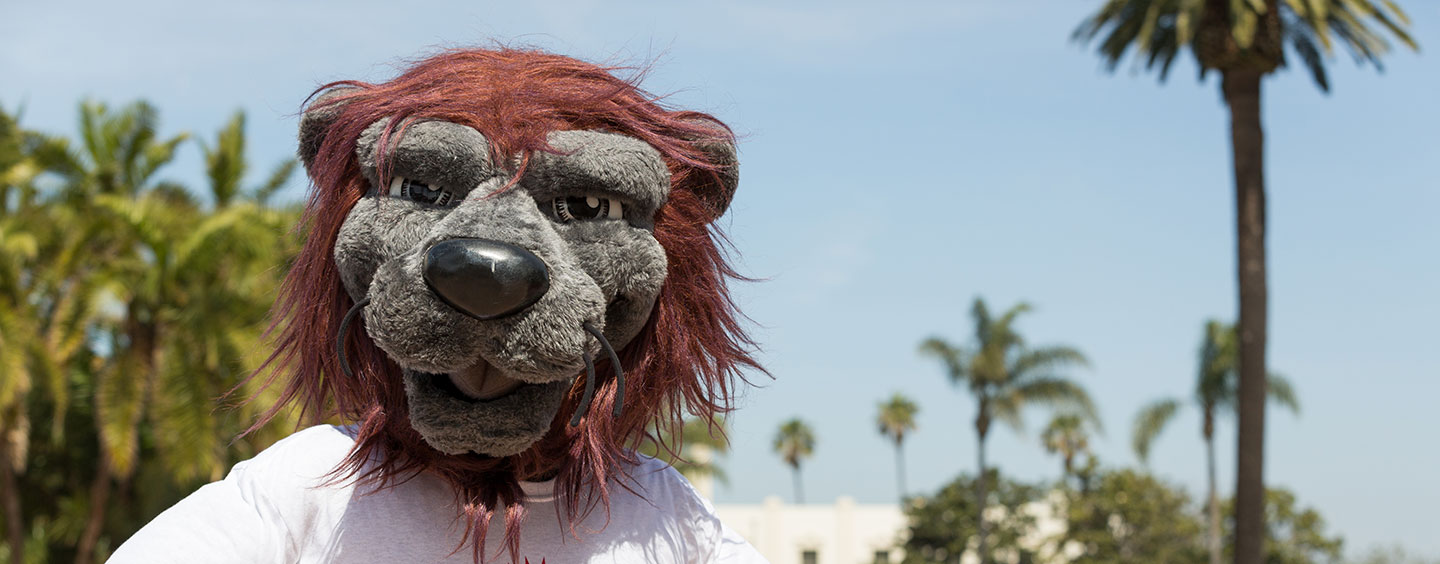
[249,48,760,561]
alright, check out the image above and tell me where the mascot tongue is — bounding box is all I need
[449,361,522,400]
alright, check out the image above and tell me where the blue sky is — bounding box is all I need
[4,0,1437,557]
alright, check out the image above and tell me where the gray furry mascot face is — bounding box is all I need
[277,50,747,473]
[330,121,671,457]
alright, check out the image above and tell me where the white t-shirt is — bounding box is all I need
[109,425,766,563]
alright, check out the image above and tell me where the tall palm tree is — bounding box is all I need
[869,391,915,503]
[773,418,815,504]
[1132,320,1300,564]
[1041,414,1093,482]
[876,393,919,501]
[1074,4,1415,562]
[920,297,1099,564]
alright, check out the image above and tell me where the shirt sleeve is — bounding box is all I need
[710,522,770,564]
[106,426,354,563]
[106,459,288,563]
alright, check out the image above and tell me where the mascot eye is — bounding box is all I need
[388,176,455,206]
[551,195,624,222]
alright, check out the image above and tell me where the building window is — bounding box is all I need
[873,550,891,564]
[801,550,818,564]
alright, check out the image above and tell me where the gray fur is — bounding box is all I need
[356,119,497,200]
[687,129,739,220]
[297,88,357,170]
[525,130,670,216]
[403,374,570,457]
[314,109,677,457]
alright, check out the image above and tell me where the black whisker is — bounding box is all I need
[336,297,371,379]
[568,351,598,427]
[582,322,626,418]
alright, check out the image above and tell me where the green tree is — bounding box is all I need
[0,105,114,564]
[920,297,1099,564]
[1,101,301,563]
[901,471,1042,564]
[1041,414,1094,482]
[1074,3,1416,563]
[876,393,919,501]
[1132,320,1300,564]
[772,418,815,504]
[1063,466,1207,564]
[1220,488,1344,564]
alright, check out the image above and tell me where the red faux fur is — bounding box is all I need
[248,48,760,561]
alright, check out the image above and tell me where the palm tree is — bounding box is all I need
[1132,320,1300,564]
[1,105,107,563]
[773,418,815,504]
[920,297,1099,564]
[1074,4,1415,562]
[49,100,190,564]
[200,110,296,209]
[1041,414,1093,483]
[43,101,300,563]
[876,393,919,501]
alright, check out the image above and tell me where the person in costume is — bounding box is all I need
[110,47,766,564]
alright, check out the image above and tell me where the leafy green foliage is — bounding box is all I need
[1063,466,1207,564]
[901,471,1043,564]
[0,101,301,563]
[1220,489,1345,564]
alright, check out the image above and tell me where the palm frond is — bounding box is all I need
[1266,372,1301,415]
[1132,398,1183,463]
[1011,346,1091,380]
[1006,376,1102,431]
[919,337,968,386]
[254,160,297,205]
[988,393,1026,435]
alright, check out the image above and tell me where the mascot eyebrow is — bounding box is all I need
[246,49,761,561]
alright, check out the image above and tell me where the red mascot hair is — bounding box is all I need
[250,48,760,561]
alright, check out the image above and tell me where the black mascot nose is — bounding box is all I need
[423,238,551,320]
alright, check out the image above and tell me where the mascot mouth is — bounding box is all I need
[339,296,628,456]
[436,360,525,401]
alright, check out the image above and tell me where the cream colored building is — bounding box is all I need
[696,473,1077,564]
[716,496,908,564]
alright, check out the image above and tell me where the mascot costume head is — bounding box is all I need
[253,48,758,559]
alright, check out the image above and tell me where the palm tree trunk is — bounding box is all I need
[1,443,24,564]
[1205,417,1222,564]
[975,417,990,564]
[1224,68,1269,564]
[74,448,111,564]
[895,441,908,501]
[792,465,804,505]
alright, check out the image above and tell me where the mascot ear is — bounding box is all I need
[688,129,739,222]
[297,87,358,172]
